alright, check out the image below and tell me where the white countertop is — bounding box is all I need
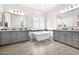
[0,30,27,32]
[53,30,79,32]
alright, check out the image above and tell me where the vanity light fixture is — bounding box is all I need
[8,9,25,15]
[59,4,79,13]
[64,8,68,12]
[60,8,68,13]
[68,6,72,10]
[73,4,76,8]
[60,10,65,13]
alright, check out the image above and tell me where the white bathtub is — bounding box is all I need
[29,31,53,41]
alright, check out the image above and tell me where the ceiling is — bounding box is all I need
[21,4,58,12]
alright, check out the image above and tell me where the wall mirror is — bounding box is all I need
[0,11,3,27]
[76,15,79,27]
[4,12,27,30]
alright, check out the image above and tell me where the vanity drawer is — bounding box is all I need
[72,34,79,41]
[73,32,79,35]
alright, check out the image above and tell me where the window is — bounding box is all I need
[33,16,45,30]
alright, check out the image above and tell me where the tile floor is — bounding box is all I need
[0,39,79,55]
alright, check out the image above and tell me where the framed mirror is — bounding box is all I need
[4,12,27,30]
[0,11,3,27]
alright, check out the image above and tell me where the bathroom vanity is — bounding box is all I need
[0,30,30,45]
[53,30,79,48]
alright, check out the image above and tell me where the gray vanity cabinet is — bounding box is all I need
[0,31,11,45]
[18,31,29,41]
[26,31,30,40]
[11,31,29,43]
[53,30,59,41]
[58,31,65,43]
[18,31,25,41]
[53,30,72,46]
[72,32,79,41]
[21,31,26,41]
[72,40,79,48]
[0,30,30,45]
[18,31,28,41]
[11,31,23,43]
[72,32,79,48]
[53,30,79,48]
[65,32,72,45]
[11,31,19,43]
[25,31,29,40]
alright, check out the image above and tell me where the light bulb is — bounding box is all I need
[59,10,64,13]
[65,8,68,11]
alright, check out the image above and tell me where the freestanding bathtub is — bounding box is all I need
[29,31,52,41]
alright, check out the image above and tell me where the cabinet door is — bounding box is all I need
[58,31,65,43]
[19,31,27,41]
[53,30,56,40]
[26,31,30,40]
[53,30,58,41]
[72,32,79,41]
[22,31,27,41]
[0,32,11,45]
[11,31,20,43]
[18,31,29,41]
[65,32,72,45]
[72,40,79,48]
[72,32,79,48]
[11,31,29,43]
[17,31,25,41]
